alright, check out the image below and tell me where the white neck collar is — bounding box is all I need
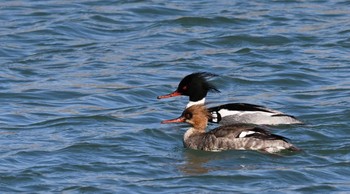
[186,98,206,108]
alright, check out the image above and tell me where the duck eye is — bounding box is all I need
[185,113,192,119]
[182,85,187,90]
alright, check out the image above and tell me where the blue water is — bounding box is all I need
[1,0,350,193]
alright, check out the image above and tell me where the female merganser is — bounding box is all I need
[158,72,302,125]
[162,105,299,153]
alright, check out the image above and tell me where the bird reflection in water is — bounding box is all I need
[178,149,262,175]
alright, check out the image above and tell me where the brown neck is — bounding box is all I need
[191,117,207,133]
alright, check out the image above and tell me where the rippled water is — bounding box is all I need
[1,0,350,193]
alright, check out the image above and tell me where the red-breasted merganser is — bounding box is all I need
[162,105,299,153]
[158,72,302,125]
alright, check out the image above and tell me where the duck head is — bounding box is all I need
[157,72,220,102]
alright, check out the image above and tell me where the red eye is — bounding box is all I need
[182,86,187,90]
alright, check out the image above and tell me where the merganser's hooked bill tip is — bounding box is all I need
[161,117,186,124]
[157,90,182,99]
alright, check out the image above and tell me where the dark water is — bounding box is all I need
[1,0,350,193]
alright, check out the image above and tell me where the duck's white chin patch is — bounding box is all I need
[186,98,205,108]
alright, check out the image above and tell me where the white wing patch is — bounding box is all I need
[238,131,256,138]
[211,112,218,122]
[217,108,301,125]
[218,109,274,117]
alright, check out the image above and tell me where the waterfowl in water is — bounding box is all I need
[162,105,299,153]
[158,72,302,125]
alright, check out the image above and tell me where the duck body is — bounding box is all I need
[183,124,298,153]
[208,103,302,125]
[158,72,302,126]
[162,105,299,153]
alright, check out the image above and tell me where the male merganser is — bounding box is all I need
[162,105,299,153]
[158,72,302,125]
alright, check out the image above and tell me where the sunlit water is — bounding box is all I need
[1,0,350,193]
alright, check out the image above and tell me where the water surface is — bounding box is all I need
[1,0,350,193]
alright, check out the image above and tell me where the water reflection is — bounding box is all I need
[179,150,214,174]
[178,149,289,175]
[178,149,257,175]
